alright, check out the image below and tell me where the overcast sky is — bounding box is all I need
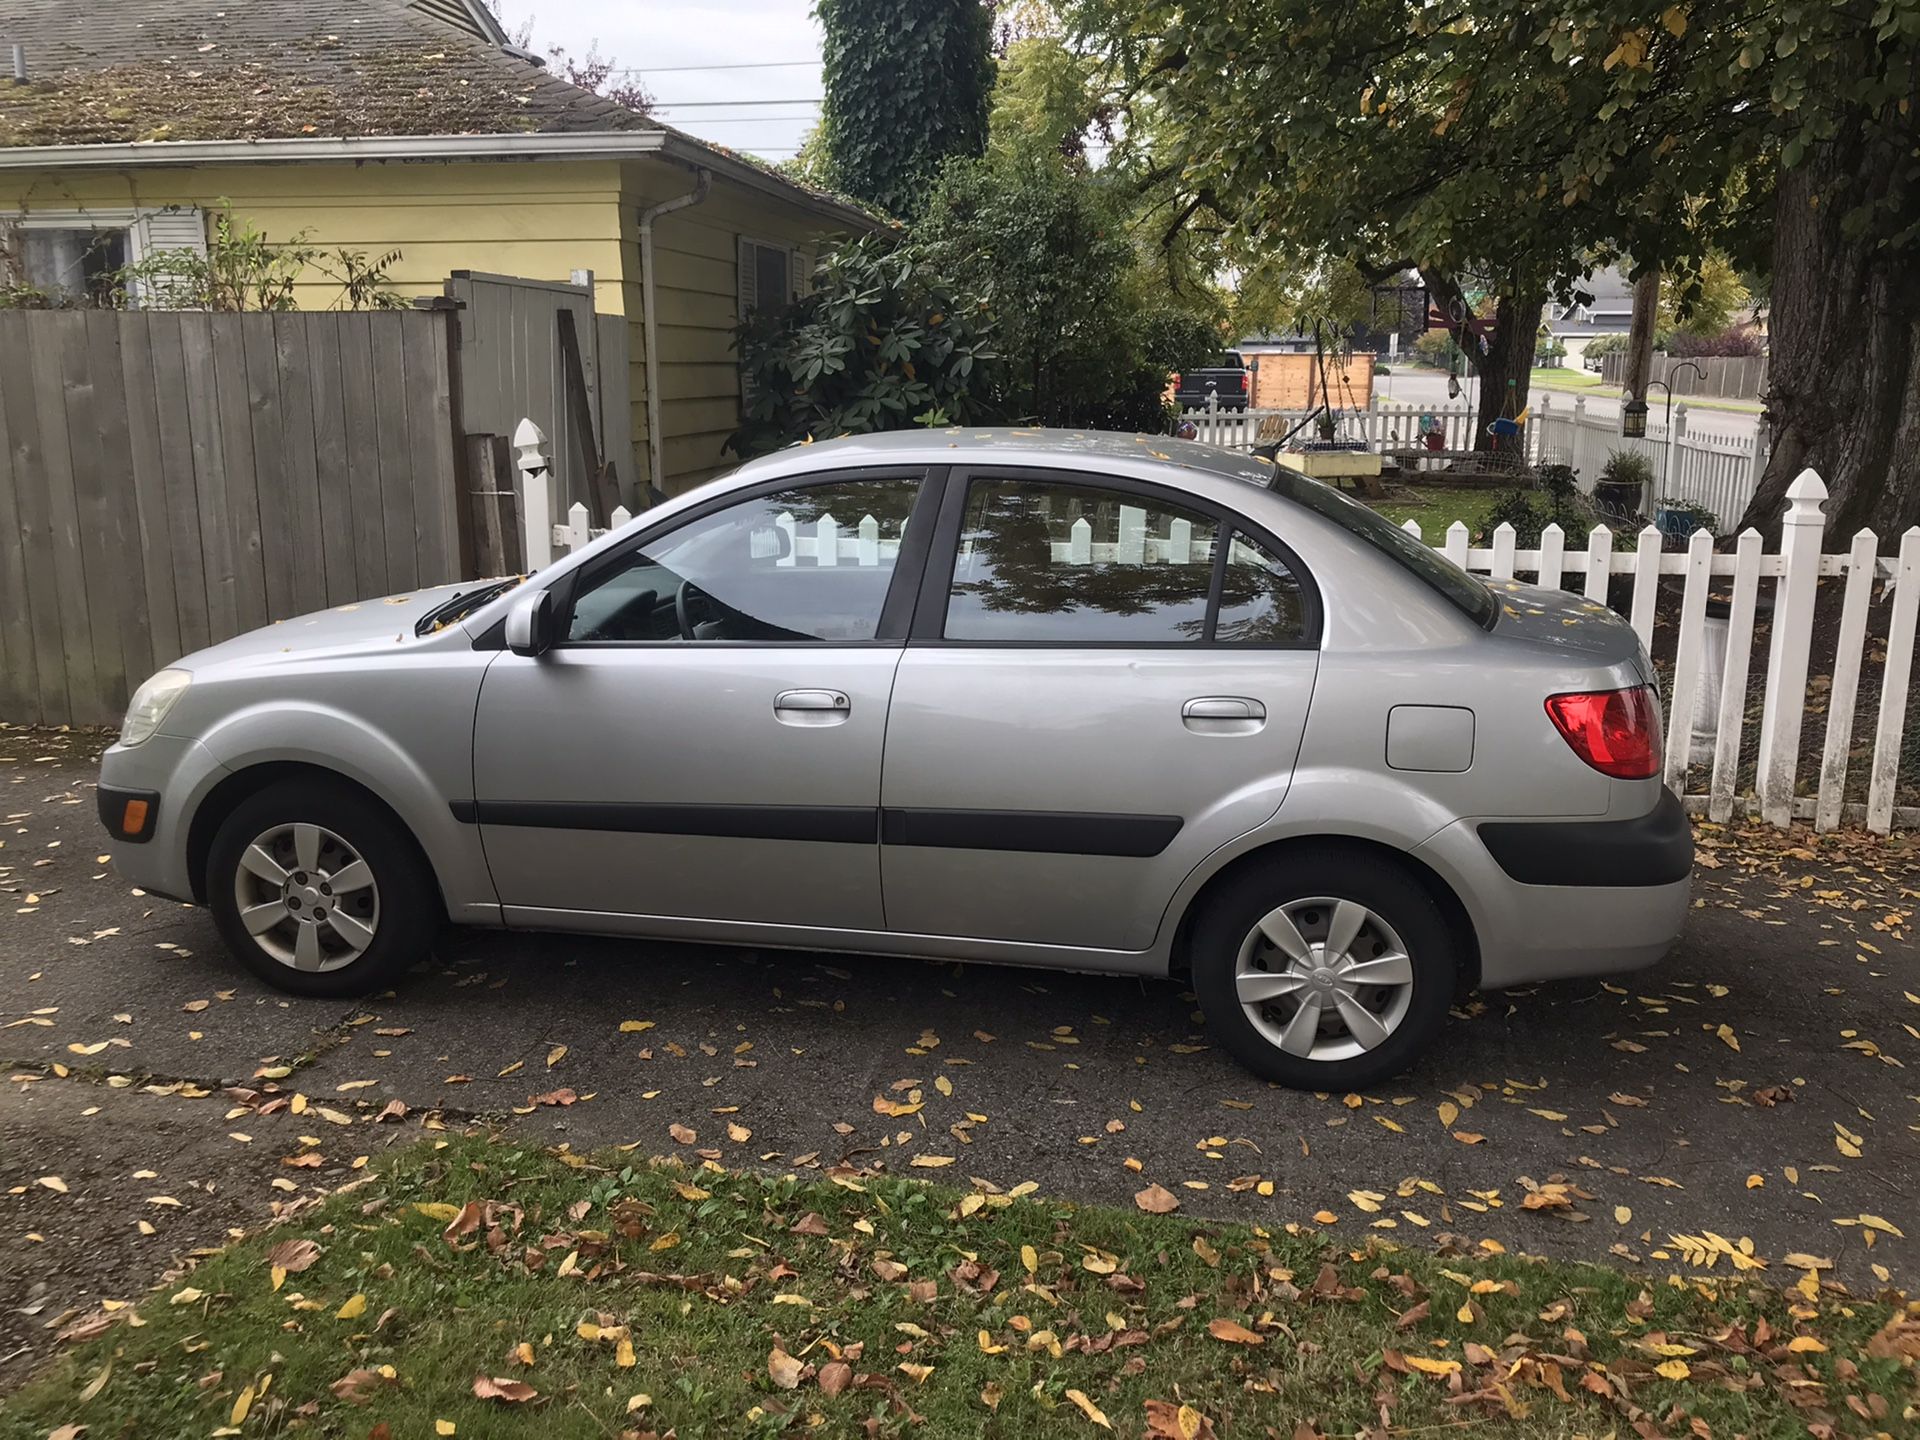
[502,0,828,162]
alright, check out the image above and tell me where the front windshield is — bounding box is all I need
[1267,469,1496,627]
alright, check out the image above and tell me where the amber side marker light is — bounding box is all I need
[121,798,150,836]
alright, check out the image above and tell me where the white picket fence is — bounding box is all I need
[513,419,1915,834]
[1188,394,1768,529]
[1413,470,1920,834]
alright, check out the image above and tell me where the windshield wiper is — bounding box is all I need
[413,577,521,636]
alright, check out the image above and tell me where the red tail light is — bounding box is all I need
[1544,686,1661,778]
[1236,374,1247,392]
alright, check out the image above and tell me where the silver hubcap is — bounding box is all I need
[1235,896,1414,1063]
[232,823,379,973]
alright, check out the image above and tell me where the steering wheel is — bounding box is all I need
[674,579,710,640]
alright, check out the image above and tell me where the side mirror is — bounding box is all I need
[504,590,555,657]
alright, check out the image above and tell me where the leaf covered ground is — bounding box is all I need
[3,1133,1917,1440]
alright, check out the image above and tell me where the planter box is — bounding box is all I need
[1278,449,1383,479]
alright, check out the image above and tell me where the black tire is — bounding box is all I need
[1190,852,1456,1090]
[206,779,439,998]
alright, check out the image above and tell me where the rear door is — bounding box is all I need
[880,468,1321,953]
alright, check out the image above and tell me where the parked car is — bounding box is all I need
[98,431,1690,1089]
[1173,352,1250,412]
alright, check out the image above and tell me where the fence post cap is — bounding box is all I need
[512,417,547,451]
[1785,469,1828,525]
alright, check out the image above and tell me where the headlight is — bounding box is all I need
[120,669,192,747]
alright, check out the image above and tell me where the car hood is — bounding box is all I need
[173,584,469,671]
[1485,579,1651,672]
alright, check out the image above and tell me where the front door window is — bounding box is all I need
[566,476,921,644]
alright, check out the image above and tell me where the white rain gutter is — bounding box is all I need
[0,130,883,231]
[636,166,712,497]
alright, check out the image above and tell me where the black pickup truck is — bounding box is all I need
[1173,352,1250,411]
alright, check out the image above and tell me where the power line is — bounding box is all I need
[664,115,820,125]
[648,97,824,109]
[607,60,818,74]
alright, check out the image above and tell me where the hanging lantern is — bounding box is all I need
[1622,397,1649,439]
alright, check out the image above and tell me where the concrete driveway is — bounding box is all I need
[4,727,1917,1382]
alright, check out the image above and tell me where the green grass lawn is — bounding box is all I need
[4,1134,1913,1439]
[1370,487,1509,539]
[1529,367,1605,389]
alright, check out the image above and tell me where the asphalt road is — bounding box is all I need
[5,727,1918,1380]
[1375,368,1762,439]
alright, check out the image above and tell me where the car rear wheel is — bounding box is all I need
[207,780,438,998]
[1191,853,1455,1090]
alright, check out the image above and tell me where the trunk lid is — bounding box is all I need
[1485,580,1651,677]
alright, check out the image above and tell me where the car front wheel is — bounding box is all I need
[206,780,438,997]
[1191,853,1456,1090]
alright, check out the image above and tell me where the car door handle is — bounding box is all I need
[1183,696,1266,735]
[1183,697,1265,721]
[774,689,851,727]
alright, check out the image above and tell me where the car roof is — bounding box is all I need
[731,426,1281,493]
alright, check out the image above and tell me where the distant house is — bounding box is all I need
[0,0,879,494]
[1547,266,1635,364]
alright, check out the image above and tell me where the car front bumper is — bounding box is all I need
[97,733,231,904]
[1415,790,1692,989]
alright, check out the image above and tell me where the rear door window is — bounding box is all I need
[939,476,1311,645]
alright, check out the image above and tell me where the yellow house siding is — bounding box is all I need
[626,160,842,495]
[3,159,633,313]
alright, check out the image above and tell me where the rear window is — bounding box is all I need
[1267,470,1495,627]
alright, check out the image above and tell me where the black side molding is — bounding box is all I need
[98,784,160,844]
[1477,788,1692,888]
[881,807,1182,858]
[451,800,1183,858]
[460,800,876,845]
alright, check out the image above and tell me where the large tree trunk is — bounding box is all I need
[1472,289,1542,457]
[1419,271,1543,455]
[1738,119,1920,539]
[1622,266,1660,404]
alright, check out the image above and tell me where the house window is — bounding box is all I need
[16,227,130,304]
[5,208,206,307]
[737,236,796,318]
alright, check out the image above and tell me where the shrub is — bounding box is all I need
[1410,328,1461,368]
[1476,485,1592,549]
[1666,325,1765,358]
[1600,448,1656,488]
[728,234,999,459]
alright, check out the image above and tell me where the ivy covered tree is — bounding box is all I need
[1076,0,1920,534]
[817,0,995,218]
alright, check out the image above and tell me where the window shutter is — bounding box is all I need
[737,235,758,320]
[130,207,207,309]
[791,247,809,298]
[133,206,207,260]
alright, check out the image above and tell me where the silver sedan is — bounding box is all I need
[97,430,1690,1089]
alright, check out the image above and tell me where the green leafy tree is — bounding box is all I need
[1076,0,1920,534]
[817,0,995,218]
[728,235,999,458]
[918,147,1217,429]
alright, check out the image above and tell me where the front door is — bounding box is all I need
[471,469,928,932]
[880,468,1321,953]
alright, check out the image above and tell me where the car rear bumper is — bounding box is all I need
[1414,795,1692,989]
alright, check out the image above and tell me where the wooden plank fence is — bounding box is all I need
[0,309,462,726]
